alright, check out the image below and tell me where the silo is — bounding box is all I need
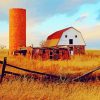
[9,8,26,54]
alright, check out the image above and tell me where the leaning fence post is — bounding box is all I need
[0,57,7,83]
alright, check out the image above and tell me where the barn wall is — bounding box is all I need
[73,45,85,55]
[59,49,70,60]
[26,47,70,60]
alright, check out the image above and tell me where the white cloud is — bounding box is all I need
[78,25,100,41]
[76,25,100,49]
[75,13,89,23]
[0,33,9,48]
[0,0,99,21]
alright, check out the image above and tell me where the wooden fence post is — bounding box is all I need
[0,57,7,83]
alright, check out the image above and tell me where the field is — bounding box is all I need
[0,80,100,100]
[0,50,100,100]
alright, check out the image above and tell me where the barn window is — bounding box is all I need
[50,56,52,59]
[50,52,53,55]
[42,49,45,53]
[75,35,77,38]
[65,35,67,38]
[56,50,59,54]
[69,39,73,44]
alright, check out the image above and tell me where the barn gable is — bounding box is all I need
[58,28,86,46]
[45,27,86,47]
[45,27,71,47]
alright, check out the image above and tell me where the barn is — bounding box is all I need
[45,27,86,55]
[26,46,70,60]
[14,46,70,60]
[13,27,85,60]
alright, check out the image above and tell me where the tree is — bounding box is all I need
[0,45,6,49]
[40,40,46,47]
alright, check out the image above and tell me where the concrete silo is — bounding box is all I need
[9,8,26,54]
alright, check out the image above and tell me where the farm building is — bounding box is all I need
[45,27,86,55]
[13,27,86,60]
[8,8,86,60]
[14,46,70,60]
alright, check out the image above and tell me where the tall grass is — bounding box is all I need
[0,49,100,100]
[0,49,100,76]
[0,79,100,100]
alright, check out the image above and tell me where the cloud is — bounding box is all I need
[0,33,9,48]
[77,25,100,49]
[0,0,99,22]
[26,31,45,47]
[0,0,100,49]
[75,13,89,23]
[79,25,100,40]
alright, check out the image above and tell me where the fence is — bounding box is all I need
[0,57,60,83]
[0,57,100,83]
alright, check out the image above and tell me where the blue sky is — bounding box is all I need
[0,0,100,49]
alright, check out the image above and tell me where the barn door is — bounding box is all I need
[49,50,53,59]
[54,49,59,60]
[69,47,74,55]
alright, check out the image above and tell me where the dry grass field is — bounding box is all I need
[0,80,100,100]
[0,49,100,100]
[0,49,100,76]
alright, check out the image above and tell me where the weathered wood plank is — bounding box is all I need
[72,66,100,81]
[6,63,60,79]
[0,61,3,64]
[0,57,7,83]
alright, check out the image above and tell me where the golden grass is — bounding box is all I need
[0,79,100,100]
[0,49,100,76]
[0,49,100,100]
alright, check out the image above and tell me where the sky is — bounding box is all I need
[0,0,100,49]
